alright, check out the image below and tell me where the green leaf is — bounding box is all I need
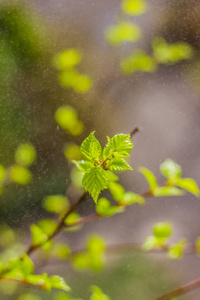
[138,166,157,190]
[9,165,32,185]
[153,222,173,239]
[87,235,105,255]
[153,186,184,197]
[72,253,90,270]
[81,132,102,161]
[173,178,200,197]
[65,212,82,231]
[168,239,187,259]
[64,142,82,161]
[107,171,119,183]
[38,219,57,236]
[30,224,47,246]
[103,134,133,160]
[109,182,125,202]
[152,37,193,64]
[160,159,182,179]
[123,192,144,205]
[15,143,36,167]
[121,0,147,16]
[90,285,111,300]
[142,236,160,251]
[49,275,70,292]
[52,243,71,260]
[105,22,141,46]
[96,197,124,216]
[109,158,132,171]
[53,48,82,70]
[55,106,84,136]
[72,160,94,173]
[82,167,108,203]
[121,50,156,74]
[42,195,69,213]
[21,254,34,277]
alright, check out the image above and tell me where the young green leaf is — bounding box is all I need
[153,222,173,239]
[109,158,132,171]
[138,166,157,191]
[42,195,69,213]
[49,275,70,292]
[160,159,182,179]
[72,160,94,173]
[173,178,200,197]
[96,197,124,216]
[109,182,125,202]
[168,239,187,260]
[123,192,144,205]
[103,134,133,160]
[90,285,111,300]
[30,224,47,246]
[153,186,184,197]
[81,131,102,161]
[121,0,147,16]
[82,167,108,203]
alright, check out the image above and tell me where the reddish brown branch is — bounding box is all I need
[155,277,200,300]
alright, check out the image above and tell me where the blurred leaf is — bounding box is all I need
[103,134,133,160]
[138,166,157,191]
[87,235,105,255]
[59,69,92,93]
[52,243,71,260]
[81,131,102,161]
[123,192,144,205]
[30,224,47,246]
[49,275,70,292]
[72,253,90,271]
[168,239,187,259]
[142,236,160,251]
[153,222,173,239]
[109,182,125,202]
[21,254,34,277]
[121,0,147,15]
[153,186,184,197]
[82,167,108,203]
[121,50,156,74]
[96,197,124,216]
[160,159,182,179]
[173,178,200,197]
[15,143,36,167]
[9,165,32,185]
[107,171,119,183]
[42,195,69,213]
[105,22,141,45]
[108,158,132,171]
[152,37,193,64]
[53,48,82,70]
[65,212,82,231]
[90,285,111,300]
[38,219,57,236]
[55,105,83,136]
[70,167,84,191]
[64,143,82,161]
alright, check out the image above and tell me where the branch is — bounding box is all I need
[154,277,200,300]
[130,126,140,138]
[26,191,88,256]
[0,276,46,290]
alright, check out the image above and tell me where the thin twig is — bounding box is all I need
[0,276,46,290]
[26,191,88,256]
[154,277,200,300]
[130,126,141,138]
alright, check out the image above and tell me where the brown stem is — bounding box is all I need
[26,191,88,256]
[155,277,200,300]
[130,126,140,138]
[0,276,46,290]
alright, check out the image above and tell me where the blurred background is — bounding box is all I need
[0,0,200,299]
